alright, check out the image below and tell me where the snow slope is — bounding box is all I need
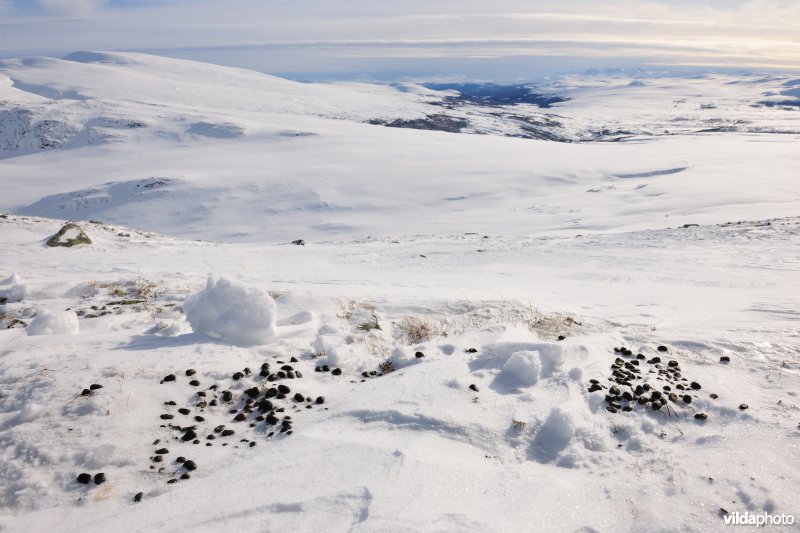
[0,53,798,532]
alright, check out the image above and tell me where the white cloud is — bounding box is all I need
[36,0,105,16]
[1,0,798,77]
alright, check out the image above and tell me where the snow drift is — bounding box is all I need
[27,309,79,335]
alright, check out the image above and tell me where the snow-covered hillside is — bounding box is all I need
[0,53,798,532]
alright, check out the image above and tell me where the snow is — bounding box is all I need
[0,52,798,532]
[0,274,27,303]
[26,309,79,336]
[183,277,277,346]
[496,350,543,388]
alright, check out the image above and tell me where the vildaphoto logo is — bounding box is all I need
[724,511,795,527]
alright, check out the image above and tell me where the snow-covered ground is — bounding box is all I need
[0,53,798,532]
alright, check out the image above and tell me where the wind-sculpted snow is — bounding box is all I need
[0,213,797,531]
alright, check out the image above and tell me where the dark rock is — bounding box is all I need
[176,457,186,463]
[232,372,244,381]
[183,460,197,471]
[258,399,274,412]
[739,403,749,410]
[89,384,103,390]
[710,393,718,399]
[293,393,305,402]
[233,413,247,422]
[668,393,678,402]
[221,429,235,437]
[266,414,280,425]
[194,416,205,422]
[161,374,176,383]
[291,239,305,246]
[189,380,200,387]
[682,395,692,404]
[214,425,225,433]
[720,356,731,363]
[668,360,679,368]
[180,473,190,480]
[160,414,174,420]
[153,456,163,463]
[690,382,702,390]
[94,473,106,485]
[278,384,291,394]
[281,365,294,372]
[265,388,277,398]
[466,348,478,353]
[315,396,325,405]
[221,391,233,402]
[622,391,633,401]
[322,365,330,372]
[295,371,303,378]
[648,357,661,364]
[244,387,260,399]
[609,386,620,395]
[178,408,190,415]
[77,473,92,484]
[606,406,618,413]
[636,354,645,360]
[134,492,143,503]
[557,336,566,341]
[80,388,92,396]
[415,351,425,358]
[286,371,295,379]
[694,413,708,420]
[155,448,169,455]
[469,384,479,392]
[277,371,287,379]
[588,384,602,393]
[185,369,196,376]
[181,429,197,442]
[167,479,177,484]
[657,346,668,352]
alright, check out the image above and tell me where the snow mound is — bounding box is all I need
[496,350,542,388]
[0,274,27,302]
[183,277,277,346]
[27,309,79,335]
[529,407,577,466]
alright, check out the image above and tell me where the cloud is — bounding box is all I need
[0,0,798,77]
[35,0,106,16]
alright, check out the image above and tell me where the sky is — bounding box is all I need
[1,0,799,81]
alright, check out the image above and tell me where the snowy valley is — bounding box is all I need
[0,52,799,532]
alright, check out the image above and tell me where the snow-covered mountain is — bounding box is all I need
[0,53,798,532]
